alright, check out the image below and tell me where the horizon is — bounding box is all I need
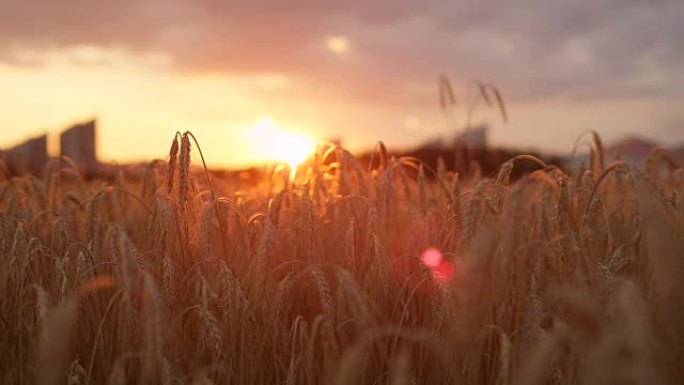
[2,117,681,173]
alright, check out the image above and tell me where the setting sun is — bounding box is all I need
[325,36,350,55]
[245,117,316,175]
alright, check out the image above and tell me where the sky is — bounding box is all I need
[0,0,682,167]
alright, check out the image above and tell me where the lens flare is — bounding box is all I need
[420,246,443,267]
[420,246,455,282]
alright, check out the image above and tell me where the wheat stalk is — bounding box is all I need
[167,134,179,195]
[36,297,78,385]
[178,132,191,210]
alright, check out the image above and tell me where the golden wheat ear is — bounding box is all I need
[178,131,191,210]
[167,133,180,196]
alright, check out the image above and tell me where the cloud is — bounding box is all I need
[0,0,682,106]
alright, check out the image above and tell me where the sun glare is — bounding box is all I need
[246,117,316,176]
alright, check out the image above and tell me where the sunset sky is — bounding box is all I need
[1,0,682,167]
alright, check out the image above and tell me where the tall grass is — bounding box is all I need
[0,131,682,384]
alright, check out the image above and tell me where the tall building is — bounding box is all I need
[1,119,100,176]
[2,134,48,175]
[60,119,97,171]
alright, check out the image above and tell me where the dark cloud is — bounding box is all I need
[0,0,682,105]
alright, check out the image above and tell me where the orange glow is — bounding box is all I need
[245,117,316,176]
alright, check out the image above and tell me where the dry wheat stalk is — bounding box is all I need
[178,132,191,210]
[200,202,214,259]
[418,164,427,214]
[167,134,179,195]
[35,297,78,385]
[253,218,275,296]
[161,251,176,310]
[67,359,86,385]
[311,266,334,320]
[336,269,372,325]
[514,323,568,385]
[344,219,356,269]
[34,284,49,328]
[141,274,164,383]
[390,348,412,385]
[0,211,9,256]
[197,297,224,358]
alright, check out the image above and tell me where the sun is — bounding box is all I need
[325,36,349,55]
[245,117,316,176]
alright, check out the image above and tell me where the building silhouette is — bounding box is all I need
[1,134,48,175]
[60,119,97,173]
[1,119,98,176]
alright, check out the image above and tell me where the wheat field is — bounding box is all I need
[1,131,683,384]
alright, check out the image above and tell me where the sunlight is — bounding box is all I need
[245,117,316,177]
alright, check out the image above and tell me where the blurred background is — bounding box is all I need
[0,0,682,170]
